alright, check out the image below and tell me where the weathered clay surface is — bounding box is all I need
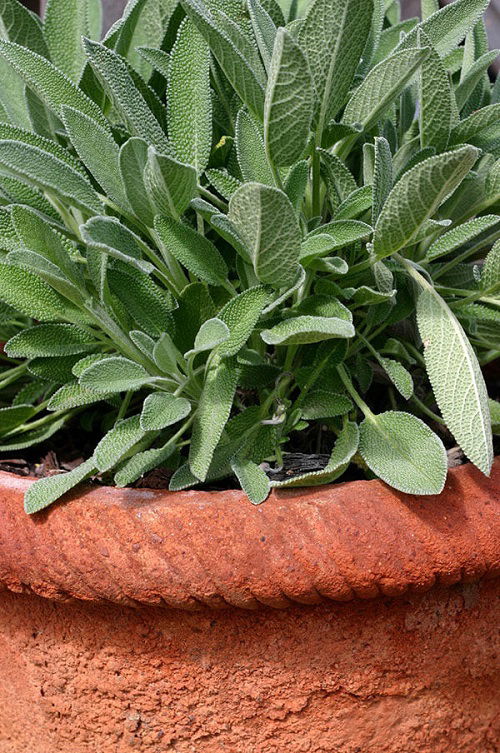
[0,581,498,753]
[0,460,499,609]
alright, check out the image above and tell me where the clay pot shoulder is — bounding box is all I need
[0,459,499,610]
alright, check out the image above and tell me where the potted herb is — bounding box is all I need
[0,0,498,750]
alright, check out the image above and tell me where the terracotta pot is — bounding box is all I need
[0,461,499,753]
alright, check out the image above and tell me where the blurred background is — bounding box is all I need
[29,0,500,71]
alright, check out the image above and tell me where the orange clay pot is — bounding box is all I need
[0,460,499,753]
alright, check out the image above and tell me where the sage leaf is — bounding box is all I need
[261,315,355,345]
[114,441,176,487]
[418,29,453,151]
[93,415,149,472]
[228,182,300,288]
[359,411,447,495]
[372,136,393,223]
[373,146,479,259]
[298,0,373,129]
[140,393,191,431]
[264,27,313,167]
[0,40,107,126]
[186,317,230,357]
[44,0,102,81]
[271,420,359,488]
[481,239,500,290]
[0,264,67,320]
[24,458,96,514]
[235,108,273,185]
[218,286,270,357]
[426,215,500,261]
[231,455,270,504]
[343,47,429,130]
[189,357,239,481]
[300,390,353,419]
[6,324,96,358]
[154,215,228,286]
[168,18,212,175]
[119,137,156,227]
[80,356,154,393]
[416,286,493,474]
[144,147,198,218]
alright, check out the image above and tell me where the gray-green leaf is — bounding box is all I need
[140,392,191,431]
[24,458,96,514]
[359,411,447,495]
[228,182,300,287]
[261,315,354,345]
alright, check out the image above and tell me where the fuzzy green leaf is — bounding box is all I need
[181,0,265,119]
[114,441,176,487]
[231,454,270,504]
[0,0,49,57]
[154,215,228,285]
[144,147,198,218]
[189,357,239,481]
[344,47,429,130]
[48,383,111,411]
[0,264,67,320]
[373,146,479,259]
[45,0,102,80]
[119,137,156,227]
[481,239,500,291]
[81,216,154,274]
[300,390,352,419]
[24,458,96,514]
[228,182,301,288]
[235,108,273,185]
[426,215,500,261]
[264,27,313,167]
[298,0,373,128]
[187,317,230,356]
[140,392,191,431]
[218,286,270,356]
[93,415,149,472]
[416,285,493,474]
[83,38,170,153]
[261,315,354,345]
[271,420,359,488]
[6,324,95,358]
[0,404,36,436]
[80,356,153,393]
[359,411,447,495]
[419,29,453,151]
[0,40,107,125]
[168,18,211,175]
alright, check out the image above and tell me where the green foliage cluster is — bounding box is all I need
[0,0,498,513]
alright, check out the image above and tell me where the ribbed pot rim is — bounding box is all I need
[0,460,498,610]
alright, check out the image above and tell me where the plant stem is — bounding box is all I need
[336,364,374,420]
[198,185,228,212]
[411,394,445,424]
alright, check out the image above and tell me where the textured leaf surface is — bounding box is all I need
[298,0,373,127]
[481,239,500,290]
[0,404,36,436]
[400,0,489,58]
[82,215,154,274]
[24,458,96,514]
[154,215,228,285]
[119,137,155,227]
[6,324,95,358]
[189,358,238,481]
[145,148,197,218]
[231,455,270,504]
[300,390,352,419]
[373,146,479,259]
[0,41,107,126]
[84,39,170,153]
[114,441,176,487]
[80,357,153,393]
[416,286,493,474]
[218,286,269,357]
[0,140,102,214]
[372,136,393,223]
[94,415,148,472]
[181,0,265,119]
[45,0,101,80]
[0,264,66,320]
[0,0,49,57]
[168,18,211,174]
[378,357,413,399]
[229,182,300,287]
[187,318,230,356]
[359,411,447,494]
[419,30,453,151]
[426,215,500,261]
[261,316,354,345]
[62,106,129,210]
[264,27,313,167]
[343,47,428,129]
[140,392,191,431]
[236,109,273,185]
[48,383,110,411]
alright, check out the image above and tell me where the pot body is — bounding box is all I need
[1,580,499,753]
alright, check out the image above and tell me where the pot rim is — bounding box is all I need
[0,460,499,610]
